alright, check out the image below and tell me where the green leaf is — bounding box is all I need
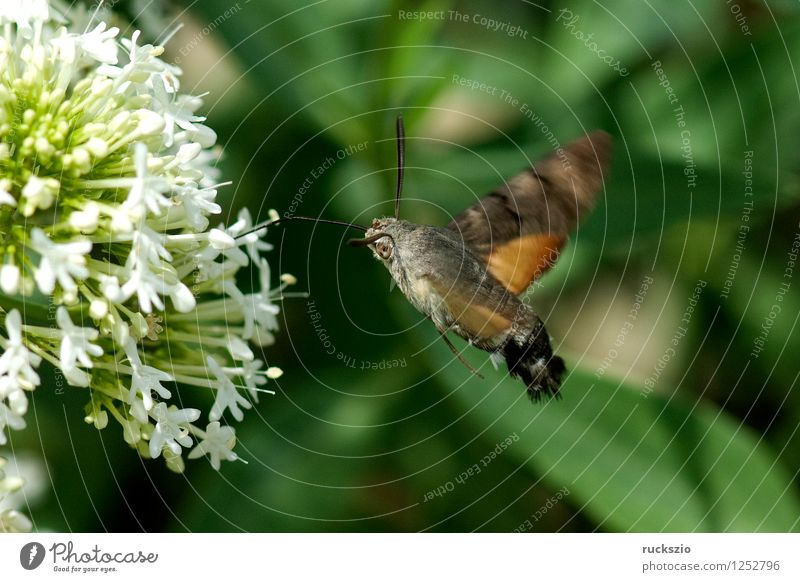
[418,328,800,531]
[540,0,717,104]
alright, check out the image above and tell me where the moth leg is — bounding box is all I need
[438,330,484,380]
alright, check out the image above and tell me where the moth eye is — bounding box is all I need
[376,241,393,260]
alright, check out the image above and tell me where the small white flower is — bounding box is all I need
[68,202,101,231]
[0,264,21,295]
[0,310,41,393]
[29,228,91,294]
[123,338,172,410]
[103,204,134,234]
[123,143,171,217]
[84,137,109,158]
[207,357,251,422]
[56,307,103,372]
[130,366,173,410]
[3,389,28,417]
[0,187,15,208]
[239,359,270,401]
[169,281,196,313]
[98,31,174,87]
[89,299,108,320]
[63,367,91,388]
[0,0,49,37]
[121,254,167,314]
[76,22,120,65]
[187,422,238,470]
[0,469,24,496]
[129,224,172,266]
[152,77,215,147]
[225,208,273,264]
[134,109,166,137]
[119,412,146,445]
[129,397,149,424]
[51,24,118,68]
[84,398,108,430]
[20,176,59,216]
[191,146,224,188]
[227,336,254,362]
[98,274,123,302]
[0,401,26,446]
[229,360,279,403]
[238,258,280,344]
[119,227,173,313]
[208,229,235,250]
[120,253,196,315]
[173,183,221,231]
[148,402,200,459]
[173,141,203,165]
[0,508,32,533]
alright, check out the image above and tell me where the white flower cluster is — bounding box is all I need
[0,1,288,472]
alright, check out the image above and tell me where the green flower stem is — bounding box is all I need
[20,324,61,339]
[24,339,64,371]
[0,202,13,220]
[0,205,16,246]
[167,329,231,347]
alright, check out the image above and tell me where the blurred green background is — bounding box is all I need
[12,0,800,532]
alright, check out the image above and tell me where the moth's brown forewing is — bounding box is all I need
[447,131,612,297]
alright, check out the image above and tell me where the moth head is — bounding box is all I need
[346,217,395,262]
[347,217,416,264]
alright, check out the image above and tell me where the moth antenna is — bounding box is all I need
[236,215,367,240]
[394,114,405,220]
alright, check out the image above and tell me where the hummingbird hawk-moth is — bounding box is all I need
[250,116,611,401]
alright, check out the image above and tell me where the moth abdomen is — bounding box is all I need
[502,318,565,401]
